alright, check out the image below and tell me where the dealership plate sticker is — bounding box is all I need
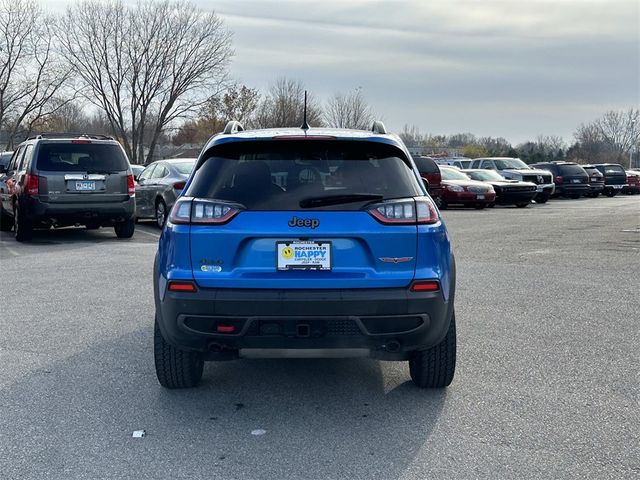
[75,181,95,191]
[277,241,331,271]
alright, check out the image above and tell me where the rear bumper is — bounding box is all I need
[443,191,496,205]
[27,196,135,226]
[154,259,456,360]
[556,184,590,196]
[588,184,604,193]
[494,190,536,205]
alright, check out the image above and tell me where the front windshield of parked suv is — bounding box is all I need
[494,158,528,170]
[186,140,422,210]
[37,142,129,172]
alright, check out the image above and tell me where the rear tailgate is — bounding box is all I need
[35,140,130,203]
[190,211,417,289]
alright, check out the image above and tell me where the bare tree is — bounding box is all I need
[0,0,71,148]
[594,109,640,167]
[324,88,375,130]
[254,78,323,129]
[204,83,260,128]
[573,109,640,166]
[398,124,423,147]
[57,0,233,163]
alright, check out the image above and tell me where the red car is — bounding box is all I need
[413,156,444,204]
[438,166,496,209]
[624,170,640,194]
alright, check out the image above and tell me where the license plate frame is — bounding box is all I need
[74,181,96,191]
[276,241,332,271]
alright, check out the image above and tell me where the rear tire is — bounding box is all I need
[409,312,456,388]
[14,203,33,242]
[516,202,529,208]
[437,198,448,210]
[114,218,135,238]
[535,193,549,204]
[605,190,617,197]
[474,203,485,209]
[154,320,204,389]
[569,194,581,199]
[155,199,167,229]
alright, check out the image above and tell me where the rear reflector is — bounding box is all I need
[173,181,186,190]
[167,281,197,292]
[216,324,236,333]
[410,281,440,292]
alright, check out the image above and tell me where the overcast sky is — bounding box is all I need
[52,0,639,144]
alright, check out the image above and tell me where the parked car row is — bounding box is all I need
[414,155,638,210]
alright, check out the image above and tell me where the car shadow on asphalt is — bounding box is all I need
[0,328,448,479]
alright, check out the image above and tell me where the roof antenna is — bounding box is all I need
[301,90,310,130]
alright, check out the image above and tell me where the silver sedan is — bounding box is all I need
[135,158,196,227]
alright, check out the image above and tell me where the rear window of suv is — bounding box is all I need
[557,164,586,175]
[186,140,422,210]
[36,142,129,172]
[413,157,439,174]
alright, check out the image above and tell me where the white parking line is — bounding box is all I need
[0,243,19,257]
[136,227,161,239]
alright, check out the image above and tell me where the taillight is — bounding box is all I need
[168,198,242,225]
[555,175,564,184]
[25,174,39,196]
[410,280,440,292]
[167,281,197,292]
[173,181,186,190]
[127,174,135,196]
[367,197,439,225]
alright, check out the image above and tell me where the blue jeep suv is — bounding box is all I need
[154,121,456,389]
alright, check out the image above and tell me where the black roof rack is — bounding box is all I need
[371,121,387,134]
[26,132,114,141]
[223,121,244,134]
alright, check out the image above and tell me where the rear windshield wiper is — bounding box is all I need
[299,193,383,208]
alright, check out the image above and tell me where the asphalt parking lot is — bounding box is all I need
[0,196,638,479]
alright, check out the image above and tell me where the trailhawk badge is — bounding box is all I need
[379,257,413,263]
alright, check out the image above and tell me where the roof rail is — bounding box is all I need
[371,121,387,135]
[25,132,114,141]
[223,121,244,134]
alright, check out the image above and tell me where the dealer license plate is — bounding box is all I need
[277,241,331,271]
[477,194,485,200]
[75,181,95,191]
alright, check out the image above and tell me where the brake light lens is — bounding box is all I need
[25,174,39,195]
[71,139,91,144]
[173,181,186,190]
[367,197,438,225]
[127,174,135,196]
[168,198,242,225]
[410,280,440,292]
[167,281,197,292]
[555,175,564,184]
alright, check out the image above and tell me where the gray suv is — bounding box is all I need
[0,134,136,241]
